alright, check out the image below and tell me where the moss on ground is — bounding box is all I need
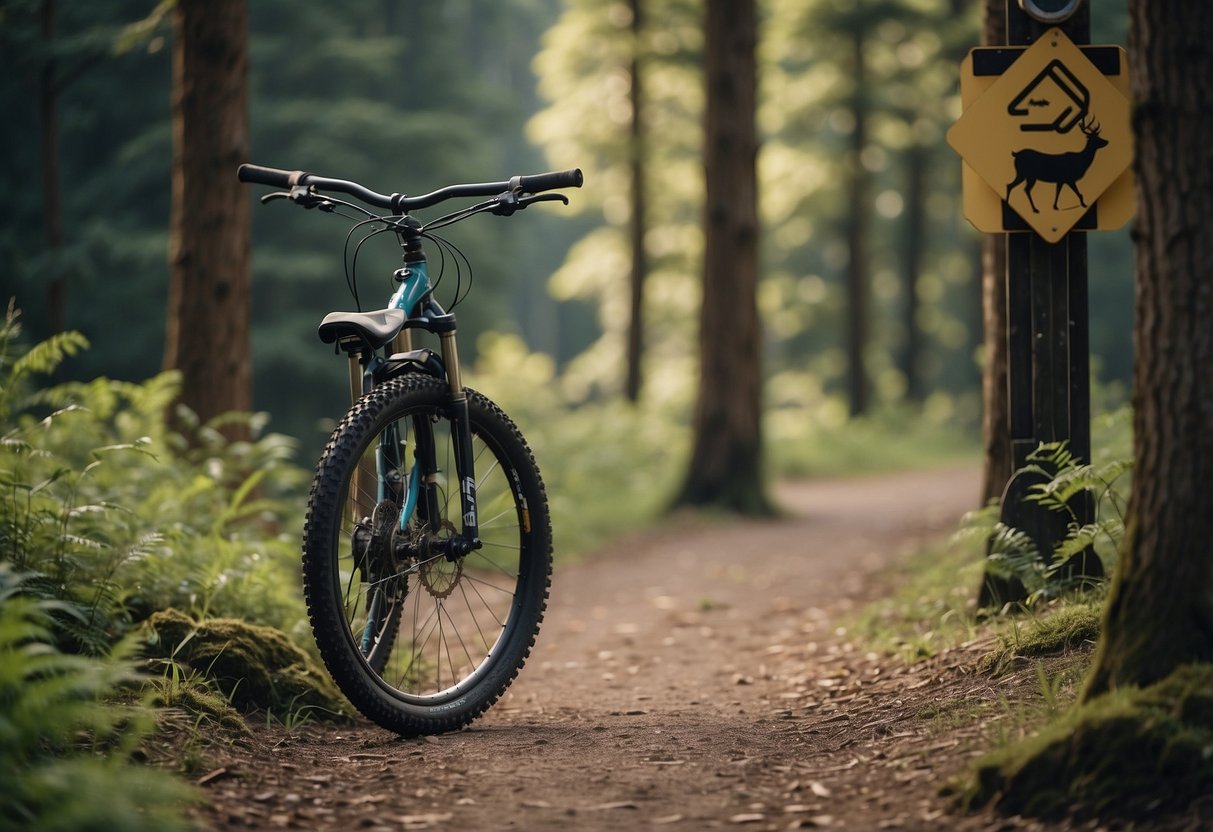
[143,609,349,720]
[959,663,1213,820]
[978,604,1102,675]
[153,680,249,735]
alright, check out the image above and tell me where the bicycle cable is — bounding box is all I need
[302,187,517,312]
[421,231,475,311]
[341,217,395,311]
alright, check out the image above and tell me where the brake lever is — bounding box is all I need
[519,193,569,208]
[491,191,570,217]
[259,187,334,212]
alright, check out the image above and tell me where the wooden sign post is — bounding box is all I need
[948,0,1132,602]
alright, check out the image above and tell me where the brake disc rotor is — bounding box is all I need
[418,519,463,599]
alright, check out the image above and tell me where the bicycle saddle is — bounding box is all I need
[318,308,406,351]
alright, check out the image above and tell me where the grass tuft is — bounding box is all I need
[978,603,1103,676]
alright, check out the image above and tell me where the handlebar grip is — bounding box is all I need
[512,168,584,194]
[237,163,307,188]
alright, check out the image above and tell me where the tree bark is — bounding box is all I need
[974,0,1019,609]
[673,0,770,515]
[977,0,1012,506]
[625,0,647,403]
[845,19,870,419]
[899,144,926,403]
[978,235,1011,505]
[1084,1,1213,697]
[163,0,252,433]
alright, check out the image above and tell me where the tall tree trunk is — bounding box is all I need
[899,143,926,403]
[1084,1,1213,697]
[974,0,1018,609]
[673,0,770,515]
[845,18,870,418]
[978,0,1011,506]
[978,235,1011,504]
[625,0,647,403]
[40,0,65,336]
[163,0,252,433]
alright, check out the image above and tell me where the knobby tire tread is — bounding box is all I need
[302,374,552,736]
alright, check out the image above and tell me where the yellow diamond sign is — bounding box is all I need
[947,28,1133,243]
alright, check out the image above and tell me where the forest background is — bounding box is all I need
[2,1,1178,828]
[1,0,1132,476]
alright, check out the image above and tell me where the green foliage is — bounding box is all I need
[1,308,309,650]
[767,386,980,478]
[471,332,977,557]
[965,416,1132,606]
[469,332,686,557]
[531,0,998,408]
[978,603,1103,676]
[0,567,193,832]
[960,663,1213,820]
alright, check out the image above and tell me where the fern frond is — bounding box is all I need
[984,522,1046,591]
[9,331,90,381]
[1029,462,1101,509]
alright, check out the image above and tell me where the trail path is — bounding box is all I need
[196,466,1065,831]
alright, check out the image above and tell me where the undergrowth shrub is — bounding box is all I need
[0,303,319,826]
[0,305,308,649]
[0,567,193,832]
[957,417,1132,606]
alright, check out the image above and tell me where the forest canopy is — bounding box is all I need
[0,0,1132,457]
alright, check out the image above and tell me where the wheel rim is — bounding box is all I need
[333,403,530,704]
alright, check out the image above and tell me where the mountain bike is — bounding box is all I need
[237,162,582,735]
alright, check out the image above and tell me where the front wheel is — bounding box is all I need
[303,375,552,735]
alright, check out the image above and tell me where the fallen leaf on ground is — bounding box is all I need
[589,801,639,811]
[729,813,765,823]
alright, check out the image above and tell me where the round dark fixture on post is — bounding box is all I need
[1018,0,1084,23]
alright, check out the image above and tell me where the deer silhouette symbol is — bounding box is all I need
[1005,117,1109,213]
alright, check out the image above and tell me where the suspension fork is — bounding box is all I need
[359,324,477,552]
[439,329,481,547]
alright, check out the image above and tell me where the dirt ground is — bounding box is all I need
[187,466,1113,831]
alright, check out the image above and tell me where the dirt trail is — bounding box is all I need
[195,465,1053,831]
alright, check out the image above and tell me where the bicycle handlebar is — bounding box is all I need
[237,163,583,212]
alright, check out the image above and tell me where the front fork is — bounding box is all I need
[438,330,480,547]
[347,328,480,551]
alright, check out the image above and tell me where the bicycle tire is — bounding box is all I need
[303,374,552,735]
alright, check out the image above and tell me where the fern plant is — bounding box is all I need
[0,566,193,831]
[962,427,1132,606]
[0,304,309,648]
